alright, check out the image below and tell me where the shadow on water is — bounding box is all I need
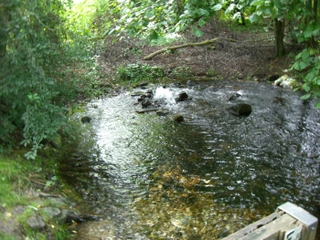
[58,80,320,239]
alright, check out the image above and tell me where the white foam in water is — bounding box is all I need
[153,87,177,105]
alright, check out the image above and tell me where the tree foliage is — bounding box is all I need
[0,0,101,158]
[106,0,223,40]
[246,0,319,106]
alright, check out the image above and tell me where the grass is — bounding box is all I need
[0,155,33,208]
[0,154,73,239]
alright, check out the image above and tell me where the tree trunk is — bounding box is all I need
[274,18,286,57]
[306,0,318,48]
[240,12,246,26]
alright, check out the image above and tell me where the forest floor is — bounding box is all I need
[100,19,303,86]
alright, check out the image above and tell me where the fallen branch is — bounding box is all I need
[144,37,236,60]
[134,107,159,114]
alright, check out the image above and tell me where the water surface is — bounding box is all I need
[59,80,320,239]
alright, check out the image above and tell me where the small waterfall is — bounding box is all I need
[153,87,177,105]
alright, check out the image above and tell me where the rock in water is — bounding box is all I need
[81,116,91,124]
[173,114,184,122]
[228,103,252,117]
[175,91,189,102]
[228,93,241,101]
[141,98,152,108]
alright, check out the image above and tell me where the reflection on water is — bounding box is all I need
[59,80,320,239]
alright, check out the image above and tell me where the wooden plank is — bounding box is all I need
[240,214,300,240]
[223,213,301,240]
[223,203,318,240]
[222,212,283,240]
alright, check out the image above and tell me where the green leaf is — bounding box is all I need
[225,4,235,14]
[305,71,315,81]
[295,51,302,60]
[299,61,310,70]
[301,93,311,100]
[291,61,299,70]
[149,31,158,40]
[198,8,209,16]
[312,27,320,36]
[303,28,313,38]
[303,83,311,92]
[262,8,271,16]
[301,50,309,61]
[191,26,204,37]
[145,11,154,19]
[249,13,259,23]
[198,18,206,27]
[251,0,263,6]
[274,0,282,8]
[315,101,320,109]
[297,35,305,43]
[212,4,223,11]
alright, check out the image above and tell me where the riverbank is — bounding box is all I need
[0,152,90,240]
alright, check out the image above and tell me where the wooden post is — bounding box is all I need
[222,202,318,240]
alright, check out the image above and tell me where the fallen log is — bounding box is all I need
[144,37,236,60]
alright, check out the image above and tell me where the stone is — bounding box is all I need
[27,215,46,230]
[173,114,184,122]
[42,207,61,219]
[228,93,241,101]
[56,209,70,225]
[156,109,170,116]
[175,91,189,102]
[228,103,252,117]
[141,98,152,108]
[47,197,66,206]
[66,211,83,223]
[81,116,91,124]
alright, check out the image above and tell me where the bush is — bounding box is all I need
[0,0,102,158]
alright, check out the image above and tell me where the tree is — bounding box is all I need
[274,18,286,57]
[0,0,97,158]
[247,0,319,106]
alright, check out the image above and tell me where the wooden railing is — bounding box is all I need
[222,202,318,240]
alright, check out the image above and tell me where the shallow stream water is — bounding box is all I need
[59,80,320,239]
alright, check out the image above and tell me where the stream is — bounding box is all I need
[59,80,320,239]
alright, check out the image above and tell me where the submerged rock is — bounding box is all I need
[228,103,252,116]
[173,114,184,122]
